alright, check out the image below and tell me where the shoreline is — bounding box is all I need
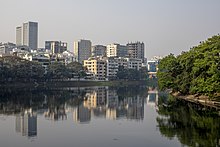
[0,80,150,89]
[171,92,220,110]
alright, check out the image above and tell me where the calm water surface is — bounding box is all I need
[0,86,219,147]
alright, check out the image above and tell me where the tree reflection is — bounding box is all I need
[0,86,148,122]
[157,95,220,147]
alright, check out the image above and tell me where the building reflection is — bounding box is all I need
[125,96,144,120]
[0,86,149,133]
[15,109,37,139]
[44,106,67,121]
[75,87,145,122]
[146,87,158,107]
[73,104,91,124]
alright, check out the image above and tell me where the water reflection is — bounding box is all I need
[157,95,220,147]
[15,109,37,138]
[2,85,219,147]
[0,86,151,139]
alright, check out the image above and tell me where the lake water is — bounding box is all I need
[0,86,219,147]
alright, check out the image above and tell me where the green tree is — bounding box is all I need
[157,35,220,96]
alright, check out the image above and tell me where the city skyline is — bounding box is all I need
[0,0,220,58]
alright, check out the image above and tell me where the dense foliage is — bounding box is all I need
[157,35,220,96]
[0,56,86,82]
[0,56,147,83]
[117,65,147,81]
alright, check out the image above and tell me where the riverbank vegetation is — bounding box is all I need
[0,56,148,86]
[157,35,220,98]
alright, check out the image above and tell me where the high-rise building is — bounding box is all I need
[73,39,92,63]
[22,22,38,49]
[127,42,145,62]
[45,41,67,54]
[16,26,22,46]
[106,43,127,58]
[16,22,38,49]
[91,45,106,57]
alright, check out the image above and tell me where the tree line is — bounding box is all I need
[0,56,147,83]
[157,35,220,96]
[0,56,86,83]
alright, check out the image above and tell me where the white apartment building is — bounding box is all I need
[84,57,119,81]
[106,44,127,57]
[106,58,118,80]
[115,57,142,70]
[127,58,142,70]
[0,42,16,55]
[84,56,142,81]
[74,39,92,63]
[115,57,128,67]
[59,50,77,65]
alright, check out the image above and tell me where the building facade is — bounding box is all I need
[16,22,38,50]
[127,42,145,62]
[22,22,38,50]
[127,58,142,70]
[106,58,118,80]
[45,41,67,54]
[0,42,16,55]
[74,39,92,63]
[84,57,106,81]
[115,57,142,70]
[16,26,22,46]
[106,44,127,58]
[91,45,106,57]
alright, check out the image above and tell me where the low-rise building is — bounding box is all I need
[127,58,142,70]
[58,50,77,65]
[106,58,118,80]
[0,42,16,55]
[84,56,143,80]
[84,57,106,81]
[115,57,142,70]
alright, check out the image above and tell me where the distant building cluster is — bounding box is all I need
[0,21,162,80]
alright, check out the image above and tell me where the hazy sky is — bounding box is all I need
[0,0,220,58]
